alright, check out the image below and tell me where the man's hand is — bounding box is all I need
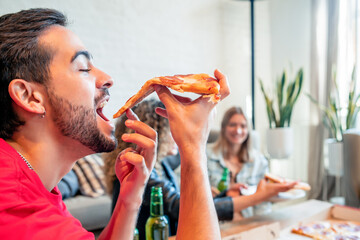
[115,109,157,207]
[154,69,230,155]
[154,69,230,240]
[99,109,157,240]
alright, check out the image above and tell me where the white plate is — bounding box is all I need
[240,185,257,196]
[241,186,306,202]
[271,189,306,202]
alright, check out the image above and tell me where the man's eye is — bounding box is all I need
[79,69,91,72]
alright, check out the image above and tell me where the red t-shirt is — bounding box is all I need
[0,139,94,240]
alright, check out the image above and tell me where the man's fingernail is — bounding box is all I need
[122,134,129,140]
[125,119,133,126]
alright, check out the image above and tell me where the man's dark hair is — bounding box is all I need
[0,8,67,139]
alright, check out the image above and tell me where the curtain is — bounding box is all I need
[308,0,339,200]
[308,0,359,201]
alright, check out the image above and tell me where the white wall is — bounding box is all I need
[257,0,312,181]
[0,0,312,181]
[0,0,224,120]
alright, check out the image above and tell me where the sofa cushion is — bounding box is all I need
[64,194,111,231]
[73,154,106,197]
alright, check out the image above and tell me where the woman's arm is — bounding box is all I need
[232,179,296,215]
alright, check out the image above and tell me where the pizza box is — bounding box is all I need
[169,200,360,240]
[220,200,360,240]
[222,222,281,240]
[279,204,360,239]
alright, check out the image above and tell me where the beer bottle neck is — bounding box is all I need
[221,168,229,181]
[150,195,164,217]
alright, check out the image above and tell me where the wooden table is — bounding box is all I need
[169,200,333,239]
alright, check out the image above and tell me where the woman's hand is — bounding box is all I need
[253,179,297,202]
[226,183,248,197]
[231,179,297,217]
[115,109,157,207]
[211,183,248,198]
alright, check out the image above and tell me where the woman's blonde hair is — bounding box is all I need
[103,99,172,194]
[212,106,251,163]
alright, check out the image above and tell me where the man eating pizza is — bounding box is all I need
[0,8,230,239]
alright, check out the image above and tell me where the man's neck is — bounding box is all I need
[7,131,91,192]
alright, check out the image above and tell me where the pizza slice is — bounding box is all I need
[264,173,311,191]
[291,220,360,240]
[332,221,360,239]
[113,73,220,118]
[291,221,335,239]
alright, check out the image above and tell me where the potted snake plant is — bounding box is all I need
[307,67,360,177]
[259,68,303,159]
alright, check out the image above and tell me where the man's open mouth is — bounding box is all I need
[96,101,110,121]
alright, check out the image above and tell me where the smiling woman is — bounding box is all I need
[206,106,271,218]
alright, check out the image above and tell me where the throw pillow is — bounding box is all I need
[72,154,106,197]
[58,170,79,200]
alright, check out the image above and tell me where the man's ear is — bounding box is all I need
[8,79,45,115]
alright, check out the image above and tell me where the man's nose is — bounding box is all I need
[96,68,113,89]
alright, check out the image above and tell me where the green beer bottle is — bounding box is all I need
[217,167,229,192]
[133,228,139,240]
[145,186,169,240]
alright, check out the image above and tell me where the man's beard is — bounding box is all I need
[46,89,116,153]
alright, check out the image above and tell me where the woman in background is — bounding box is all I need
[207,106,289,219]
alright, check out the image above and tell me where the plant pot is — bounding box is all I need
[266,127,293,159]
[325,138,344,202]
[325,138,343,177]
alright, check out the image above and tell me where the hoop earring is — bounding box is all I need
[40,109,46,118]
